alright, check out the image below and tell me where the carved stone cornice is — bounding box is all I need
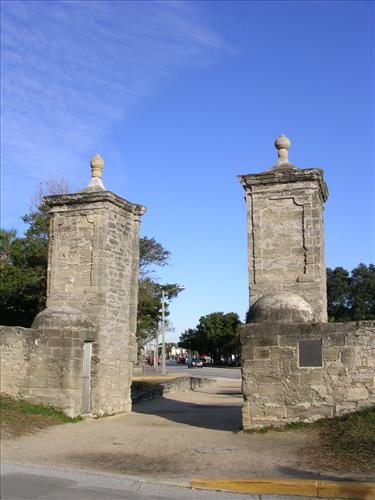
[45,191,147,217]
[237,167,328,202]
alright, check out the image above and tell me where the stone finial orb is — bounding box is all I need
[90,154,104,179]
[275,134,291,163]
[82,153,106,192]
[275,134,291,151]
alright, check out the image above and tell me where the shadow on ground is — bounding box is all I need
[277,465,375,482]
[64,451,180,476]
[133,395,242,432]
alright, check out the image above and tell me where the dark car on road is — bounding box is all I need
[187,357,203,368]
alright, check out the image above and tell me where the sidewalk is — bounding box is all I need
[2,379,373,487]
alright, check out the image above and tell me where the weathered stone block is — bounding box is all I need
[254,347,270,359]
[326,334,347,346]
[241,324,279,346]
[258,383,284,402]
[323,347,340,362]
[299,370,323,385]
[347,387,369,401]
[241,346,255,360]
[341,347,356,367]
[270,347,295,361]
[335,403,358,416]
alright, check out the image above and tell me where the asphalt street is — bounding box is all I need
[146,361,241,379]
[1,463,257,500]
[2,463,342,500]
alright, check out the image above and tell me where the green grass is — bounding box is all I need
[1,395,82,437]
[1,396,81,422]
[240,406,375,473]
[318,406,375,467]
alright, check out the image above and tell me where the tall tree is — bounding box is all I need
[0,179,69,326]
[179,312,241,364]
[326,264,375,321]
[139,237,170,278]
[22,177,69,241]
[326,266,351,322]
[349,263,375,320]
[137,235,183,348]
[136,277,182,347]
[0,229,16,263]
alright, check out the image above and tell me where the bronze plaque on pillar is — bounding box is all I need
[299,339,322,367]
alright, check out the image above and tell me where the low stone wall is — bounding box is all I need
[1,316,94,417]
[132,377,215,403]
[1,327,37,398]
[241,321,375,429]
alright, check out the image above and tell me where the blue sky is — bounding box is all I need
[1,1,374,341]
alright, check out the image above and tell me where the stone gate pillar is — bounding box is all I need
[36,155,146,415]
[238,135,329,322]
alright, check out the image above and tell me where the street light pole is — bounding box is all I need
[160,285,184,376]
[161,290,166,375]
[154,334,159,371]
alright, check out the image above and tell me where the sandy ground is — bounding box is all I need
[1,379,371,485]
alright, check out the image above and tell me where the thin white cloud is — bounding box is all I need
[1,0,224,202]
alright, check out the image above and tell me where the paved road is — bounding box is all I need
[145,361,241,379]
[2,463,341,500]
[1,463,257,500]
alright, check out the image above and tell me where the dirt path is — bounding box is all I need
[1,379,370,484]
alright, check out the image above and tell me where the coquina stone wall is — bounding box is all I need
[241,321,375,429]
[0,308,94,417]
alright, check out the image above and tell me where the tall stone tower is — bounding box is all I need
[35,155,146,415]
[238,135,329,322]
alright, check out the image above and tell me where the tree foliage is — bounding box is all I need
[327,264,375,321]
[1,180,180,342]
[139,237,170,278]
[179,312,241,364]
[137,240,182,347]
[1,228,47,326]
[0,179,69,326]
[22,177,69,241]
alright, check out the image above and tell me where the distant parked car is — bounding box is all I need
[147,355,160,366]
[177,357,186,364]
[187,357,203,368]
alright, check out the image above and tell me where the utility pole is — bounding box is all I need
[160,285,185,376]
[154,334,158,371]
[161,290,166,375]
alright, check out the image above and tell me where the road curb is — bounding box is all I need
[191,478,375,499]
